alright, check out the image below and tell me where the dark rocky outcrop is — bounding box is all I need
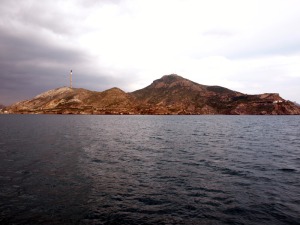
[3,74,300,115]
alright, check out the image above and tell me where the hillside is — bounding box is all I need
[6,87,135,115]
[3,74,300,115]
[131,74,299,115]
[132,74,241,114]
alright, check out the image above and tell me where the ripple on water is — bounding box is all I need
[0,115,300,224]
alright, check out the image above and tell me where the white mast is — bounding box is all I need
[70,70,72,88]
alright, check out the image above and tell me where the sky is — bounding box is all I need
[1,0,300,105]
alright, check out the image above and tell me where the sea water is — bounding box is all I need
[0,115,299,224]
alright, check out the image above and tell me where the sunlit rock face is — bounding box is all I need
[5,75,300,115]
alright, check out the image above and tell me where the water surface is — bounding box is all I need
[0,115,299,224]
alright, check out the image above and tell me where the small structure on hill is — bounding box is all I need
[70,70,72,88]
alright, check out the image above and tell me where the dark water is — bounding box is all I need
[0,115,299,225]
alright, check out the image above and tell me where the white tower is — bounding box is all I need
[70,70,72,88]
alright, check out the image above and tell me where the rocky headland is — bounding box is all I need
[3,74,300,115]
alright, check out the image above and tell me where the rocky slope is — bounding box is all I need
[5,87,135,115]
[4,74,300,115]
[132,75,300,115]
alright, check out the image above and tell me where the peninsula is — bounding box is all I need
[3,74,300,115]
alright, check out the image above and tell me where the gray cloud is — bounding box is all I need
[0,29,84,63]
[0,23,91,104]
[0,0,118,105]
[1,0,300,105]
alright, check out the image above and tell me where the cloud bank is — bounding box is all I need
[1,0,300,105]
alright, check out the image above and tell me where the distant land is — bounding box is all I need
[2,74,300,115]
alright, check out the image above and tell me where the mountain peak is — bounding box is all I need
[34,87,73,99]
[159,74,184,82]
[161,73,182,78]
[149,74,204,91]
[105,87,125,93]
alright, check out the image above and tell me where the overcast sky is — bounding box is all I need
[1,0,300,105]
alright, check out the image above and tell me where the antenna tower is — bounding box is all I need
[70,70,72,88]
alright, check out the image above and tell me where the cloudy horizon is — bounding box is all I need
[1,0,300,105]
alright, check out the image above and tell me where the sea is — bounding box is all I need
[0,115,299,225]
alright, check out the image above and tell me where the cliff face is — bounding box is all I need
[4,74,300,115]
